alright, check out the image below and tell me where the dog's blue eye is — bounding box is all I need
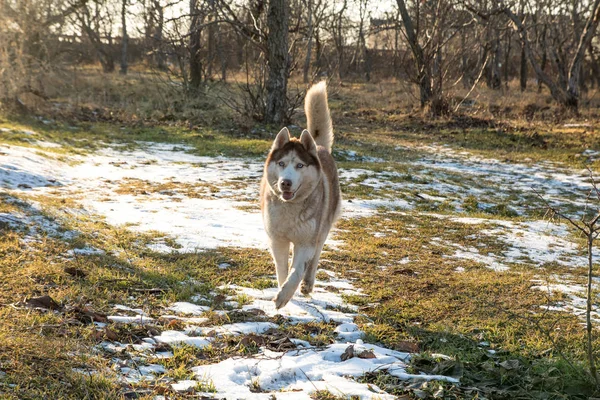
[297,163,304,168]
[278,161,285,167]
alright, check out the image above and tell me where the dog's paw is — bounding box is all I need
[300,281,314,296]
[273,290,292,309]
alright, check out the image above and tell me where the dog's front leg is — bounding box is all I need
[301,241,325,295]
[273,245,315,309]
[269,239,290,288]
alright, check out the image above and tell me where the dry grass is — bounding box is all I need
[114,178,220,200]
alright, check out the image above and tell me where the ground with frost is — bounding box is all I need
[0,124,597,398]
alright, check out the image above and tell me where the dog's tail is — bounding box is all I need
[305,81,333,153]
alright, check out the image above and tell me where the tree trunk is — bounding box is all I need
[504,7,568,107]
[364,48,372,82]
[538,36,546,93]
[520,43,527,91]
[120,0,128,75]
[489,34,501,89]
[461,30,469,88]
[303,0,314,84]
[189,0,203,89]
[355,0,369,81]
[265,0,289,124]
[154,2,165,71]
[396,0,433,108]
[589,42,600,89]
[418,73,433,107]
[334,0,347,80]
[314,31,322,77]
[217,23,227,82]
[433,46,442,97]
[207,0,215,79]
[504,30,512,90]
[77,7,115,73]
[394,10,402,79]
[518,0,526,91]
[565,0,600,112]
[99,51,115,73]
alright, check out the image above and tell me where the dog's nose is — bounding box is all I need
[280,179,292,190]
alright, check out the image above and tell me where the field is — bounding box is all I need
[1,75,600,399]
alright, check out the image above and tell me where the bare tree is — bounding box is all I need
[503,0,600,112]
[536,169,600,387]
[0,0,75,100]
[120,0,128,75]
[396,0,458,114]
[354,0,371,81]
[302,0,314,84]
[189,0,205,89]
[142,0,166,70]
[71,0,117,73]
[396,0,431,107]
[206,0,216,79]
[518,0,527,91]
[264,0,289,124]
[330,0,348,80]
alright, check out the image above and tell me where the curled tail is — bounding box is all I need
[305,81,333,153]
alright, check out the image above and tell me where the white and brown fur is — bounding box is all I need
[260,81,341,309]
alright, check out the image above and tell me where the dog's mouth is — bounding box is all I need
[280,185,300,201]
[281,191,295,201]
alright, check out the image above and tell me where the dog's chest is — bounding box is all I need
[263,201,317,243]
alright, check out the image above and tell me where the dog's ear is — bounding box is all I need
[272,127,290,150]
[300,129,318,158]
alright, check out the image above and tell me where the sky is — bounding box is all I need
[64,0,399,39]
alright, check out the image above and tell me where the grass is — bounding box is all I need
[1,73,600,398]
[2,176,595,397]
[0,191,280,398]
[334,211,594,397]
[114,178,220,200]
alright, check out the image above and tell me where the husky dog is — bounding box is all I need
[260,81,341,309]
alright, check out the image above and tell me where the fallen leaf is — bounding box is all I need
[147,327,161,336]
[213,294,226,304]
[166,319,185,330]
[357,349,376,359]
[245,308,266,316]
[104,328,118,341]
[123,390,151,399]
[154,342,171,352]
[64,267,87,278]
[268,336,296,351]
[396,341,420,353]
[25,295,62,311]
[341,345,355,361]
[432,359,464,378]
[70,306,108,324]
[499,359,520,370]
[241,334,267,347]
[93,330,104,341]
[397,268,416,276]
